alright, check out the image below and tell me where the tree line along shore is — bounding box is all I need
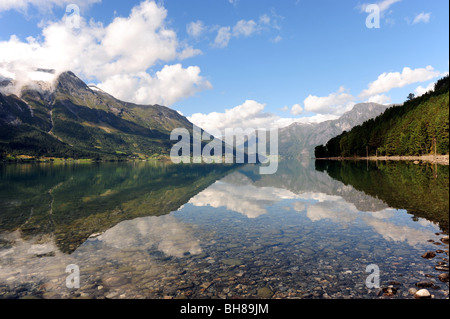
[316,155,449,166]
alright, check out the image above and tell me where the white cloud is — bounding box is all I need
[259,14,271,25]
[189,173,302,218]
[359,66,441,98]
[271,35,283,43]
[188,100,279,133]
[290,104,303,115]
[232,19,259,37]
[359,0,401,14]
[361,216,436,245]
[367,94,392,105]
[189,64,443,133]
[98,64,212,106]
[213,26,232,48]
[0,0,209,106]
[189,170,440,243]
[414,82,435,96]
[376,0,401,13]
[211,13,281,49]
[412,12,431,24]
[305,200,358,224]
[0,0,100,13]
[98,215,202,258]
[303,86,355,116]
[188,99,342,136]
[273,114,340,129]
[187,20,206,39]
[213,19,260,48]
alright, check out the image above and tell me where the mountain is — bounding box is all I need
[0,162,237,254]
[236,159,390,213]
[278,102,392,158]
[1,70,394,161]
[0,70,194,160]
[315,76,449,158]
[318,160,449,232]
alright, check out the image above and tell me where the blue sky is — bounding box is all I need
[0,0,448,131]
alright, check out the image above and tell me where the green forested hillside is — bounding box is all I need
[0,71,194,161]
[316,160,449,232]
[0,162,236,253]
[315,76,449,158]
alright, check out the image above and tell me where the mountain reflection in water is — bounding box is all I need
[0,159,448,299]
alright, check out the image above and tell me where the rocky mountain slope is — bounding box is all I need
[279,103,392,158]
[0,70,193,160]
[1,69,393,161]
[315,76,449,158]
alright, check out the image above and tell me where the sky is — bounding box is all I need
[0,0,448,133]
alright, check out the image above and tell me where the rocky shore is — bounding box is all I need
[378,234,449,299]
[0,226,448,300]
[317,155,450,166]
[408,235,449,299]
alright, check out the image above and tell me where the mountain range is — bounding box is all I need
[1,70,193,160]
[278,102,392,158]
[314,76,449,159]
[1,70,392,160]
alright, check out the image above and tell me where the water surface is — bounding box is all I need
[0,160,448,299]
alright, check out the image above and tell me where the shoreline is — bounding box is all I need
[0,157,168,164]
[316,155,450,166]
[0,153,173,164]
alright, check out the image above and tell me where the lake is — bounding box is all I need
[0,159,448,299]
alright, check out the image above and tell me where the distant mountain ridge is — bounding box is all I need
[278,102,392,158]
[0,70,194,160]
[1,69,394,161]
[315,76,449,158]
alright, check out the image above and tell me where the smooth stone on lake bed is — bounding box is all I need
[438,273,449,282]
[435,265,449,271]
[408,288,418,295]
[421,251,436,259]
[257,287,274,299]
[382,287,397,296]
[414,289,431,299]
[102,275,130,287]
